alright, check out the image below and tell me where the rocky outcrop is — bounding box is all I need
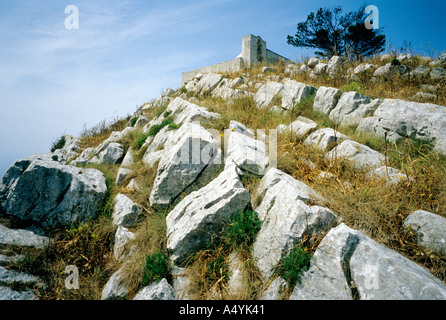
[225,131,269,175]
[291,223,446,300]
[0,154,107,228]
[357,99,446,155]
[253,168,338,280]
[133,278,175,300]
[166,168,249,264]
[403,210,446,255]
[149,122,218,207]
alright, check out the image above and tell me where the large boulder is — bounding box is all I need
[276,116,317,140]
[403,210,446,255]
[281,80,316,110]
[255,82,284,109]
[225,131,269,175]
[325,140,385,170]
[149,122,219,207]
[304,128,350,152]
[313,86,342,116]
[329,91,383,127]
[253,169,338,280]
[357,99,446,155]
[163,97,220,126]
[166,168,250,264]
[291,223,446,300]
[0,224,49,248]
[112,193,142,228]
[0,154,107,228]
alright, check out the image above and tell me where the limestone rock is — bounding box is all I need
[115,167,132,185]
[326,140,385,170]
[412,65,430,78]
[0,286,37,300]
[313,86,342,116]
[255,168,325,221]
[291,223,446,300]
[113,225,135,260]
[0,224,49,248]
[357,99,446,155]
[166,168,250,264]
[374,63,406,78]
[313,63,328,75]
[371,166,412,186]
[304,128,350,152]
[92,142,125,165]
[327,56,342,77]
[52,135,81,164]
[430,67,446,80]
[329,91,383,127]
[255,82,284,109]
[307,58,320,68]
[0,156,107,228]
[149,122,218,207]
[403,210,446,255]
[101,267,130,300]
[260,277,287,300]
[225,131,269,175]
[164,97,220,126]
[253,188,339,280]
[281,80,316,110]
[276,116,317,139]
[194,73,222,94]
[228,120,254,138]
[354,63,375,75]
[133,278,176,300]
[112,193,142,228]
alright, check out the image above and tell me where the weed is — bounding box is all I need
[142,251,171,286]
[223,210,262,251]
[50,135,66,152]
[130,117,138,127]
[276,246,312,289]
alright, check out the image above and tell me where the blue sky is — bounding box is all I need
[0,0,445,176]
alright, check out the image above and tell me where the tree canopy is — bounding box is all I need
[287,6,386,60]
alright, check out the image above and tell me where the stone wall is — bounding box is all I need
[181,34,291,84]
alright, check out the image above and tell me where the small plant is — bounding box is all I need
[168,123,180,130]
[163,111,172,118]
[50,135,66,152]
[223,210,262,250]
[132,132,150,150]
[147,118,173,136]
[142,251,171,286]
[339,81,364,94]
[276,246,312,289]
[391,58,401,66]
[130,116,138,127]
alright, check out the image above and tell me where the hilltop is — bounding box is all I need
[0,50,445,300]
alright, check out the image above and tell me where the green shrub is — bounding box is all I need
[142,251,171,286]
[163,111,172,118]
[168,123,180,130]
[391,58,401,66]
[132,132,150,150]
[130,116,138,127]
[276,246,312,288]
[50,135,66,152]
[223,210,262,250]
[147,118,173,136]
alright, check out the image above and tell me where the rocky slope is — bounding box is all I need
[1,54,446,300]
